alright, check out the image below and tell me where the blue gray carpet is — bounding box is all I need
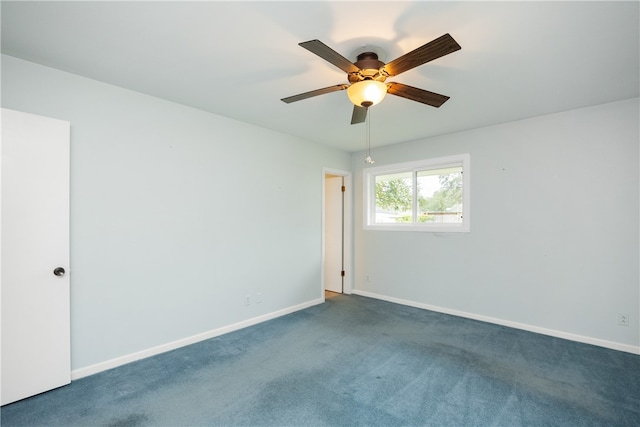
[1,294,639,426]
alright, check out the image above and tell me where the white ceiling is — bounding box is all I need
[2,1,638,151]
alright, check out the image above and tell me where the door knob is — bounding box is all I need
[53,267,66,277]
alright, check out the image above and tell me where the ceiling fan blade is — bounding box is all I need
[281,84,348,103]
[383,34,461,77]
[386,82,450,107]
[299,40,361,74]
[351,106,367,124]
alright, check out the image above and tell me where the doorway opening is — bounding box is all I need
[322,168,352,300]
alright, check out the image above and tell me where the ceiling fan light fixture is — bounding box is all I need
[347,80,387,107]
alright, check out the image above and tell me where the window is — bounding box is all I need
[364,154,470,232]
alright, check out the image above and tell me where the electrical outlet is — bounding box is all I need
[618,313,629,327]
[366,275,372,282]
[244,295,251,306]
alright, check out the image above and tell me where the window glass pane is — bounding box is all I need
[374,171,413,223]
[417,166,463,224]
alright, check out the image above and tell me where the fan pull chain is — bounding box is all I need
[364,108,375,164]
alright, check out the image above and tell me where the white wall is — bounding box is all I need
[352,98,640,353]
[1,55,351,373]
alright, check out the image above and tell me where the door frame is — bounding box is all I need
[321,167,352,298]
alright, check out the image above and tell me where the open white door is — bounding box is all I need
[324,175,343,293]
[1,108,71,405]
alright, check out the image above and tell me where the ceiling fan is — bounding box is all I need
[281,34,462,124]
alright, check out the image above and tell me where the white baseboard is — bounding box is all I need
[71,298,324,380]
[352,290,640,355]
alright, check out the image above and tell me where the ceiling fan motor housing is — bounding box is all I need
[348,52,387,84]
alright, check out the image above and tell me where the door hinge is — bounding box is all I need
[341,185,346,192]
[341,270,345,277]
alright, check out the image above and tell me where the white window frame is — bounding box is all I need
[363,153,470,232]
